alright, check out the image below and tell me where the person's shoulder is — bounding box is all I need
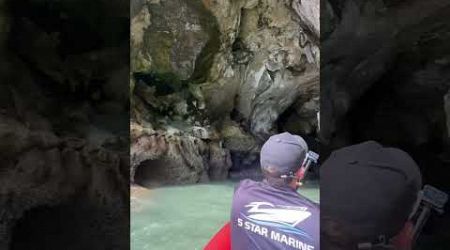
[235,179,258,191]
[297,194,320,212]
[232,179,259,204]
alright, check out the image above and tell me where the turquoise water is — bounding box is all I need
[131,182,319,250]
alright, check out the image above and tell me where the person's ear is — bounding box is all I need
[391,221,414,250]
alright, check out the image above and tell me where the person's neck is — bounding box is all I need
[263,178,296,191]
[288,181,299,190]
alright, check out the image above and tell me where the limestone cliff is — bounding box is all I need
[130,0,320,185]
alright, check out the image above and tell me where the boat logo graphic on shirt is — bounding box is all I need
[239,201,313,240]
[244,201,311,227]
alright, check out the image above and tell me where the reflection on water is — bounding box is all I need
[131,182,319,250]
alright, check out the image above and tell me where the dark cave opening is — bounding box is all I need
[277,106,320,151]
[228,151,262,181]
[133,72,183,96]
[135,159,174,187]
[225,101,322,181]
[276,104,321,178]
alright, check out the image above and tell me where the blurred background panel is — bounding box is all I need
[321,0,450,249]
[0,0,129,249]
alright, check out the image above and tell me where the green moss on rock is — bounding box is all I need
[146,31,174,74]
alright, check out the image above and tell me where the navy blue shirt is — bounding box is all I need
[230,179,319,250]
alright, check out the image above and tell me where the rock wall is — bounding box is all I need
[131,0,320,185]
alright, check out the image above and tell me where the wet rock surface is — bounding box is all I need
[131,0,320,185]
[0,0,129,249]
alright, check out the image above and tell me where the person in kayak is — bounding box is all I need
[320,141,422,250]
[230,132,319,250]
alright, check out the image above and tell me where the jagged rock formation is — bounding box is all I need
[0,0,129,249]
[131,0,320,185]
[130,122,232,184]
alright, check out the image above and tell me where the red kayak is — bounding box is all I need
[204,222,231,250]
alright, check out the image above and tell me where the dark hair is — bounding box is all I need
[261,167,294,187]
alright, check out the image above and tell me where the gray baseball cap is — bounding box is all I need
[260,132,308,176]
